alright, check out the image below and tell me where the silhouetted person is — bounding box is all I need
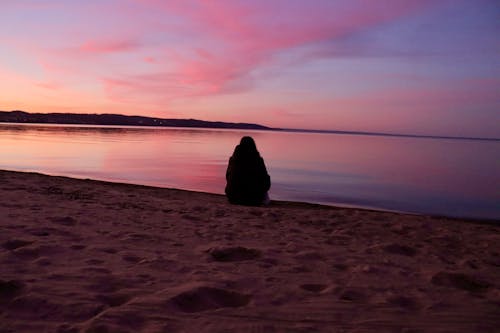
[225,136,271,205]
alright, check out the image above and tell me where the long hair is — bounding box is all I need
[232,136,259,159]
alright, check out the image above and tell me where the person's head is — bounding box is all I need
[233,136,259,158]
[239,136,257,152]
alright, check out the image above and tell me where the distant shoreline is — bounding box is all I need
[0,110,273,131]
[1,110,498,141]
[280,128,500,142]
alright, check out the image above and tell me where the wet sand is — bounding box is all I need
[0,170,499,333]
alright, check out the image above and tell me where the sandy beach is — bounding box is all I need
[0,169,498,333]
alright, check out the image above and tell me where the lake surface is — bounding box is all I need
[1,123,499,220]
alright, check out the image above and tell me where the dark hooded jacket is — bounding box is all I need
[225,137,271,205]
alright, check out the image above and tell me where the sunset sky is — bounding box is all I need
[1,0,499,137]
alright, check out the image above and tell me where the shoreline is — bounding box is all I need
[4,169,498,224]
[3,119,499,141]
[1,169,499,332]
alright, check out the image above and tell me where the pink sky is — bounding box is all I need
[1,0,498,137]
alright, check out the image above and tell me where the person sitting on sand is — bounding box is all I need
[225,136,271,205]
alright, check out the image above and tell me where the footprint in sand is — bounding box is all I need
[383,243,417,257]
[122,254,142,263]
[300,284,328,293]
[0,279,25,302]
[34,257,52,266]
[333,263,349,271]
[86,259,105,265]
[168,286,251,313]
[431,271,490,292]
[294,250,324,261]
[2,239,34,250]
[11,246,40,260]
[48,216,77,226]
[386,295,421,310]
[339,288,367,302]
[95,293,131,307]
[99,247,117,254]
[56,324,79,333]
[85,276,123,293]
[29,229,50,237]
[208,246,261,262]
[81,267,111,275]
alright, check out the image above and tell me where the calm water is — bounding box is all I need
[1,123,499,220]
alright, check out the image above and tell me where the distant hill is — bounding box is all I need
[0,110,272,130]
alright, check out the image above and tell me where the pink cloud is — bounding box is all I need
[102,73,183,105]
[136,0,439,52]
[143,56,157,63]
[77,39,140,54]
[101,0,443,102]
[36,81,61,90]
[12,0,447,107]
[101,62,255,106]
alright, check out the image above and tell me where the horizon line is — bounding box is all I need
[2,109,499,142]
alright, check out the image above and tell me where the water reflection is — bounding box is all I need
[1,123,499,219]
